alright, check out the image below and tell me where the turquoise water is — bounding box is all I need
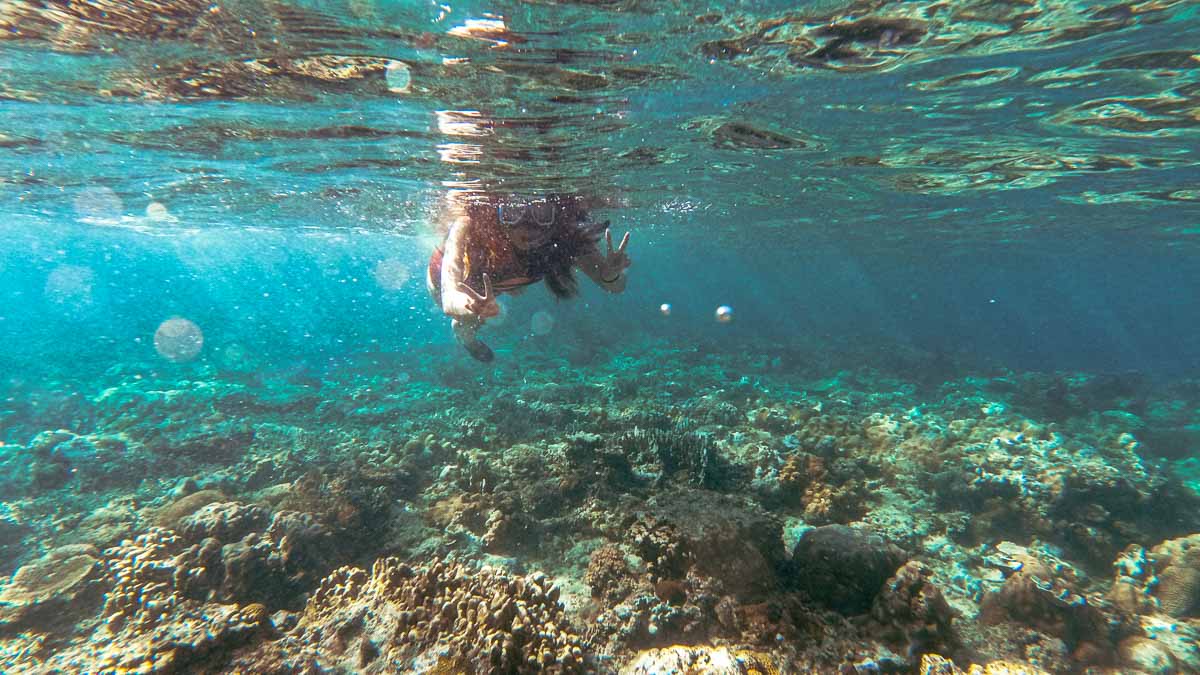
[2,1,1200,673]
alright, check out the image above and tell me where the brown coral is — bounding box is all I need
[871,561,957,659]
[585,544,638,605]
[151,489,227,530]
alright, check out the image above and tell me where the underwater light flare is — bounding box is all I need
[73,186,122,221]
[715,305,734,323]
[372,259,412,291]
[154,318,204,363]
[531,311,554,336]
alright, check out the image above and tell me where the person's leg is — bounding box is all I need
[452,317,494,362]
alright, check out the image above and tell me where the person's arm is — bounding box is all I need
[439,218,476,317]
[578,229,630,293]
[440,218,500,319]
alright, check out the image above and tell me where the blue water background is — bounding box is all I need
[4,216,1198,384]
[1,1,1199,383]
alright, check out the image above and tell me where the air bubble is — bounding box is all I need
[45,265,95,312]
[386,60,412,93]
[73,187,123,221]
[219,343,249,370]
[372,258,412,291]
[146,201,176,222]
[530,311,554,336]
[154,318,204,363]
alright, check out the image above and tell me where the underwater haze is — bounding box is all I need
[3,1,1200,673]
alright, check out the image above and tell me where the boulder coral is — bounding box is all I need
[789,524,906,614]
[1148,533,1200,618]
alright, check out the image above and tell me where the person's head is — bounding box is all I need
[463,193,605,298]
[498,195,563,250]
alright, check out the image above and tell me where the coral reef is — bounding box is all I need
[585,544,639,605]
[5,339,1200,672]
[621,645,781,674]
[919,653,1048,674]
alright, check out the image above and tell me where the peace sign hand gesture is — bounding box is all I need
[457,273,501,320]
[601,228,632,281]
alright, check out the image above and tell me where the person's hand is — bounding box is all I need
[457,273,500,320]
[600,228,631,281]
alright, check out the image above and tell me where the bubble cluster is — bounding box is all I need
[372,258,412,291]
[154,318,204,363]
[530,310,554,336]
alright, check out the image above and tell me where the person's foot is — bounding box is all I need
[462,337,494,362]
[452,318,494,362]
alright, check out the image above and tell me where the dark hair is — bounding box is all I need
[526,195,607,298]
[464,194,606,299]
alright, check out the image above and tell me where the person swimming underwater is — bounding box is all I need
[427,192,631,361]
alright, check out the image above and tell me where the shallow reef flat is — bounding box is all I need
[2,338,1200,674]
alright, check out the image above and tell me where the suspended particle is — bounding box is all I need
[219,343,249,370]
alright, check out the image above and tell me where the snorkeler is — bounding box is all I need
[427,193,632,361]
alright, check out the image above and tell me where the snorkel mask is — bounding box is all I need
[498,196,557,229]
